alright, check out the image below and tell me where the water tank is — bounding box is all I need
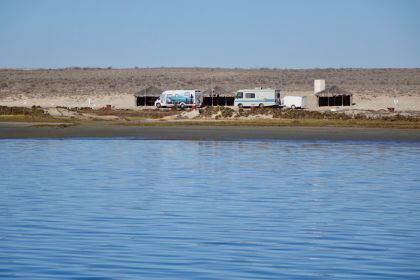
[314,80,325,94]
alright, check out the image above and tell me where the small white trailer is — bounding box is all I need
[154,90,203,108]
[282,96,307,109]
[234,88,281,108]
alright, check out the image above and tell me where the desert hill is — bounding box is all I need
[1,68,419,110]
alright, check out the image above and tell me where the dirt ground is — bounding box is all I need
[0,68,419,111]
[1,122,419,141]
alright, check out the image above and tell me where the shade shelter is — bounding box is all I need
[202,85,235,106]
[134,86,162,106]
[315,86,353,107]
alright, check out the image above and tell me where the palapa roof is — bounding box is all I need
[202,85,234,97]
[134,86,162,97]
[315,86,352,97]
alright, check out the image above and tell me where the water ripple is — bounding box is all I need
[1,140,420,279]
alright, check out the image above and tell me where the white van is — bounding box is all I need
[155,90,203,108]
[234,88,281,108]
[282,96,307,109]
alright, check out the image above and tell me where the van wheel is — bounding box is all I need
[259,103,264,108]
[291,105,296,110]
[238,104,243,108]
[180,103,186,109]
[156,103,161,108]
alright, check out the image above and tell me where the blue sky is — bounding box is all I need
[0,0,419,68]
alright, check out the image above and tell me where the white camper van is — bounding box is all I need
[154,90,203,108]
[282,96,307,109]
[234,88,281,108]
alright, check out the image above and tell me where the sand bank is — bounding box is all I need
[0,123,419,141]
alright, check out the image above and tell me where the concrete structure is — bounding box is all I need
[314,80,326,94]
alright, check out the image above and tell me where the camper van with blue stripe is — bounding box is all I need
[155,90,203,108]
[234,88,281,108]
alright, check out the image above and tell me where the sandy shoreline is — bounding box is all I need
[0,122,419,141]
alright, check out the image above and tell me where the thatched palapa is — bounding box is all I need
[315,86,352,97]
[134,86,163,97]
[134,86,162,106]
[315,86,353,107]
[202,85,235,106]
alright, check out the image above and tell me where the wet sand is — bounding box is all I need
[0,122,419,141]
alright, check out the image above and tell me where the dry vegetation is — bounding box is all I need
[67,107,179,119]
[0,105,180,122]
[1,68,419,99]
[0,105,56,122]
[196,106,420,128]
[1,105,419,128]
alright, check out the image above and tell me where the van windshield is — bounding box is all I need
[236,92,243,99]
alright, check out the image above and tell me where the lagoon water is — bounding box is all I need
[1,140,419,279]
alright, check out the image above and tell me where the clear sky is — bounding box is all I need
[1,0,419,68]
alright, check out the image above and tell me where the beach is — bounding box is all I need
[1,122,419,141]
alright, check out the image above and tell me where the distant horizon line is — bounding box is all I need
[1,66,420,70]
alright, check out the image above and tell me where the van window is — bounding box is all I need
[236,92,243,99]
[245,93,255,98]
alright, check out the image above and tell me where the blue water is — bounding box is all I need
[1,140,419,279]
